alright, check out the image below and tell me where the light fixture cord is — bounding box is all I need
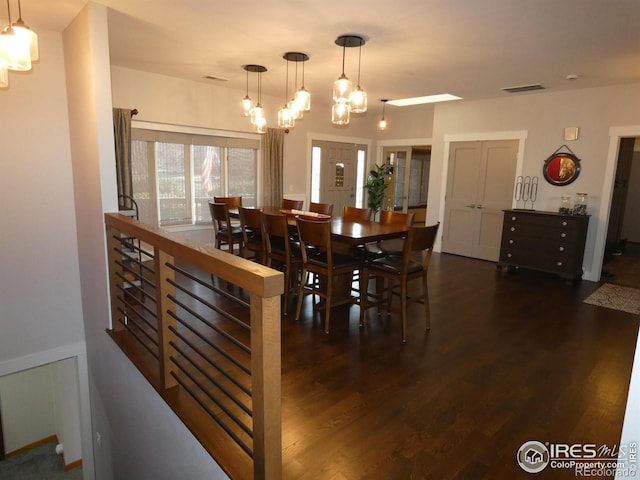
[356,39,363,86]
[294,60,298,94]
[284,60,289,101]
[6,0,12,24]
[341,43,347,75]
[245,68,249,96]
[301,59,306,87]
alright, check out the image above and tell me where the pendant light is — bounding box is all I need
[241,66,252,117]
[0,0,30,72]
[378,99,388,130]
[294,53,311,112]
[349,37,367,113]
[332,35,353,104]
[11,0,38,61]
[331,100,350,126]
[245,64,267,133]
[332,34,367,125]
[278,55,295,129]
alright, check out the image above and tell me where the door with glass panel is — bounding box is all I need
[311,140,367,213]
[382,146,431,222]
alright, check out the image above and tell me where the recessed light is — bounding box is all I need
[387,94,462,107]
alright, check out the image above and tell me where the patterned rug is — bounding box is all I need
[584,283,640,315]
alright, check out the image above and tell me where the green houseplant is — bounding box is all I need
[365,164,389,214]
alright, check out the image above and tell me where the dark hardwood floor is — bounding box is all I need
[280,253,639,479]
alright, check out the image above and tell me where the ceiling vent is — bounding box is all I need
[204,75,229,82]
[501,83,545,93]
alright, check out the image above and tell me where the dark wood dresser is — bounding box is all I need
[498,209,590,281]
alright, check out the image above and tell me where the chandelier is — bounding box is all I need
[331,34,367,126]
[0,0,39,88]
[242,64,268,133]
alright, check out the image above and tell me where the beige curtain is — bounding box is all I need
[113,108,133,208]
[261,127,284,207]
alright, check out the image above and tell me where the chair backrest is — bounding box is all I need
[262,212,293,256]
[309,202,334,216]
[282,198,304,210]
[239,207,263,242]
[213,196,243,209]
[379,210,415,227]
[342,205,372,222]
[209,202,230,234]
[403,222,440,269]
[296,216,332,263]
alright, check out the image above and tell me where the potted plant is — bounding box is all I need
[365,164,389,216]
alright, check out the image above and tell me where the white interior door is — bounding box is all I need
[442,140,518,261]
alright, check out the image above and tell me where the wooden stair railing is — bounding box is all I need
[104,213,284,480]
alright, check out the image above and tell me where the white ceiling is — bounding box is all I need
[19,0,640,113]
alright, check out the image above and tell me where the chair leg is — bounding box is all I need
[400,279,408,343]
[422,275,431,330]
[359,267,369,327]
[294,268,307,321]
[283,266,291,315]
[324,275,332,334]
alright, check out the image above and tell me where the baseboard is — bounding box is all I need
[5,434,57,458]
[65,458,83,470]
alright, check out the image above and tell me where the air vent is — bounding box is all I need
[501,84,545,93]
[204,75,229,82]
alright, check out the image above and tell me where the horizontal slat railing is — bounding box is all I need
[104,213,284,480]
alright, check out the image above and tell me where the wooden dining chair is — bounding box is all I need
[213,196,243,209]
[262,212,302,314]
[208,202,244,256]
[282,198,304,210]
[294,216,362,334]
[238,206,264,263]
[359,222,440,342]
[342,205,372,222]
[365,210,415,256]
[309,202,334,216]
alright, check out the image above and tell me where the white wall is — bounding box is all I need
[0,365,56,453]
[428,83,640,281]
[53,357,83,466]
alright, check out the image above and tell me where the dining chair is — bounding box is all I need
[213,196,243,209]
[262,212,302,314]
[309,202,334,216]
[238,206,264,263]
[342,205,372,222]
[364,210,415,257]
[208,202,244,256]
[282,198,304,210]
[294,216,362,334]
[359,222,440,342]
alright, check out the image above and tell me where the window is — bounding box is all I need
[131,128,259,227]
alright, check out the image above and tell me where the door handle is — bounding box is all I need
[465,204,477,208]
[476,204,485,209]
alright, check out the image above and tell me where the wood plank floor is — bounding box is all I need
[280,253,639,479]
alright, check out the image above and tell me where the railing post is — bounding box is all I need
[155,248,178,389]
[250,293,282,480]
[106,226,126,332]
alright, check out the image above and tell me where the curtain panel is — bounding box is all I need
[113,108,133,208]
[261,128,284,207]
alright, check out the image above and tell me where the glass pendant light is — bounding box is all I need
[295,54,311,112]
[11,0,38,61]
[245,65,266,130]
[350,37,367,113]
[331,100,350,125]
[0,1,30,71]
[241,66,252,117]
[378,99,388,130]
[333,36,353,103]
[278,56,295,129]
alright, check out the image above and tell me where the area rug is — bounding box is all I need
[583,283,640,315]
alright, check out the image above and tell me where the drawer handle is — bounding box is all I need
[560,233,567,238]
[511,216,516,221]
[509,239,514,244]
[559,246,565,252]
[507,253,512,258]
[557,261,563,266]
[510,227,516,232]
[562,221,568,226]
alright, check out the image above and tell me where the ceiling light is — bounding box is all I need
[278,55,295,129]
[11,0,38,61]
[244,64,267,133]
[332,34,367,126]
[240,66,252,117]
[349,37,367,113]
[0,61,7,87]
[378,99,388,130]
[0,0,32,72]
[387,94,462,107]
[284,51,310,121]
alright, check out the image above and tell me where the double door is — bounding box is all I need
[442,140,518,261]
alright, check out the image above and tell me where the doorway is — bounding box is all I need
[382,146,431,223]
[601,137,640,289]
[311,140,367,212]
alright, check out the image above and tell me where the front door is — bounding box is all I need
[313,140,363,213]
[442,140,518,261]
